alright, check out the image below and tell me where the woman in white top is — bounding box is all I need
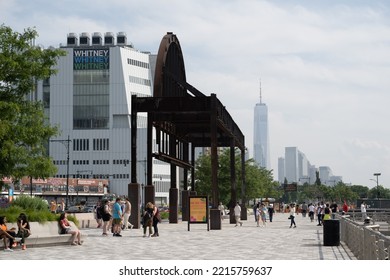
[361,202,367,220]
[308,203,315,222]
[255,206,261,227]
[289,203,296,228]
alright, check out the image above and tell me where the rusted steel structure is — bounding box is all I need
[129,32,246,229]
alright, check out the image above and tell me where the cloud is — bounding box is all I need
[2,0,390,187]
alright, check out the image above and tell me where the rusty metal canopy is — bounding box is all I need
[135,95,245,150]
[130,33,246,220]
[134,32,245,157]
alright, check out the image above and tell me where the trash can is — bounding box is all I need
[323,219,340,246]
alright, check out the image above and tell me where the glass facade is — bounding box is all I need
[73,69,109,129]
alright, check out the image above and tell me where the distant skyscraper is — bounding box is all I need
[319,166,333,185]
[253,80,270,169]
[285,147,299,183]
[278,157,285,183]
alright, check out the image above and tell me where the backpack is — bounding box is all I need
[142,210,152,227]
[97,205,104,217]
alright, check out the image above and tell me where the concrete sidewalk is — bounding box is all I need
[0,212,356,260]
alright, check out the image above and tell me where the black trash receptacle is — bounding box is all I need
[323,219,340,246]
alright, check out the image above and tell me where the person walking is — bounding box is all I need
[323,203,331,221]
[253,202,259,222]
[316,202,323,226]
[142,202,154,237]
[289,203,297,228]
[260,203,267,227]
[255,205,261,227]
[59,198,65,213]
[342,200,349,214]
[95,201,102,228]
[151,204,161,237]
[361,201,367,220]
[268,204,275,222]
[112,197,123,237]
[123,197,133,230]
[218,202,226,221]
[234,202,243,227]
[308,203,315,222]
[301,202,308,218]
[101,200,112,236]
[330,201,338,219]
[50,200,57,214]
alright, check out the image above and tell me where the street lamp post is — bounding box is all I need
[373,173,381,187]
[373,173,381,199]
[50,135,71,210]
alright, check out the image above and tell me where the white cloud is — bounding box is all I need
[2,0,390,187]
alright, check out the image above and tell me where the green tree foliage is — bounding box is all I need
[368,185,390,199]
[0,25,65,189]
[193,148,280,205]
[291,182,359,204]
[245,158,280,202]
[350,185,369,199]
[324,182,359,203]
[314,170,321,186]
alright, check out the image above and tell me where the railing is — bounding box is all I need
[339,212,390,260]
[345,208,390,221]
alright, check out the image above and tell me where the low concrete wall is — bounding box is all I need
[0,221,85,249]
[69,213,98,229]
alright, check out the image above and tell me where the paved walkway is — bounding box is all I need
[0,212,356,260]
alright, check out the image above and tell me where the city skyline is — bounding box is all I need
[279,146,343,186]
[2,0,389,187]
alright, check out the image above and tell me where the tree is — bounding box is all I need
[350,185,369,199]
[193,148,280,205]
[330,182,359,203]
[314,171,321,186]
[0,25,65,189]
[368,185,390,199]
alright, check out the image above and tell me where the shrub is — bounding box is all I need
[160,212,169,220]
[12,195,49,211]
[0,195,77,225]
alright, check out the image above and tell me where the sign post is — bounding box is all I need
[188,196,209,231]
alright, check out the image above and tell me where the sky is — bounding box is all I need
[1,0,390,188]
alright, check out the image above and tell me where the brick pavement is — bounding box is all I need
[0,211,356,260]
